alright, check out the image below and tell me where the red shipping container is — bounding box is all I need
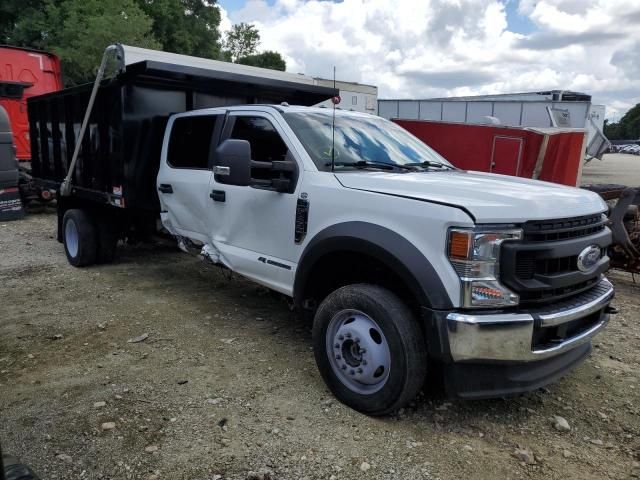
[394,119,588,187]
[0,45,63,162]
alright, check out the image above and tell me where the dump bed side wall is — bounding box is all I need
[29,80,176,212]
[29,81,126,200]
[28,63,337,213]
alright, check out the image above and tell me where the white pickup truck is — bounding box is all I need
[30,48,615,415]
[150,104,614,413]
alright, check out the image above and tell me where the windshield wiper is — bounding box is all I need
[327,160,414,171]
[404,160,455,170]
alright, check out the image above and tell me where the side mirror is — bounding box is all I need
[214,139,251,186]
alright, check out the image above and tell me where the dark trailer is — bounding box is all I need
[28,44,336,245]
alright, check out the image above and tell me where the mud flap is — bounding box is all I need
[0,187,25,221]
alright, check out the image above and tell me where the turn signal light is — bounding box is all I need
[449,231,471,259]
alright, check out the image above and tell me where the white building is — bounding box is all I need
[378,90,608,158]
[313,78,378,114]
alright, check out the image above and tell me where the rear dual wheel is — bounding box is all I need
[62,209,118,267]
[63,209,97,267]
[312,284,427,416]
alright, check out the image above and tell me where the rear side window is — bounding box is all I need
[167,115,217,169]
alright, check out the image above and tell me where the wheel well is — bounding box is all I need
[299,251,422,315]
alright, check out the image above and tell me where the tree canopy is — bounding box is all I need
[224,22,260,62]
[138,0,222,61]
[223,23,287,71]
[0,0,286,85]
[605,103,640,140]
[237,51,286,71]
[12,0,160,85]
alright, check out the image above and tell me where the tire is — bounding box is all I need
[96,218,118,264]
[2,455,41,480]
[62,209,97,267]
[312,284,427,416]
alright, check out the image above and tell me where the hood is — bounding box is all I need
[335,170,607,223]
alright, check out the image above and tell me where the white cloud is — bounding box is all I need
[222,0,640,119]
[218,3,233,36]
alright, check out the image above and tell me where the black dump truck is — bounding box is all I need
[29,44,336,261]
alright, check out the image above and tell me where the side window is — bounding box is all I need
[229,116,288,163]
[224,115,297,193]
[167,115,217,169]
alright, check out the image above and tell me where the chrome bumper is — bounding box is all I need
[446,278,614,362]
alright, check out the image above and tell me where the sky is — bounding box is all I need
[217,0,640,120]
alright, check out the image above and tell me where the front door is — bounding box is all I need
[207,112,301,294]
[157,113,223,243]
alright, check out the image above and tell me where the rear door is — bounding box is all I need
[158,113,223,243]
[491,136,523,176]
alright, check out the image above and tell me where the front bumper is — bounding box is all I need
[445,277,613,362]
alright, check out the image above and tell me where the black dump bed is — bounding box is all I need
[28,60,336,212]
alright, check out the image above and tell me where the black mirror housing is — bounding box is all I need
[215,139,251,186]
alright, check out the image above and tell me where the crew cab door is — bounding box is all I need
[208,112,301,294]
[157,113,223,243]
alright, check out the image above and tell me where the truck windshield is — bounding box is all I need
[283,111,453,172]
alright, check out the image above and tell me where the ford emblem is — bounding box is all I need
[577,245,601,272]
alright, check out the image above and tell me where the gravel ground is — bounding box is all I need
[1,211,639,480]
[581,153,640,187]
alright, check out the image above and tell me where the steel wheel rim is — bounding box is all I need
[326,309,391,394]
[65,219,79,258]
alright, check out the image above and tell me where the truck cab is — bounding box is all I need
[156,105,613,414]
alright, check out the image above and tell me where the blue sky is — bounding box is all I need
[219,0,274,12]
[221,0,538,34]
[504,0,536,34]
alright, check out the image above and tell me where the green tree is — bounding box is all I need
[604,120,621,140]
[224,23,260,62]
[237,51,286,71]
[9,0,160,85]
[0,0,44,46]
[136,0,222,60]
[605,103,640,140]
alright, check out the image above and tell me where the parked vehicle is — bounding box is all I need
[0,45,63,202]
[0,105,25,221]
[0,105,18,188]
[29,45,616,415]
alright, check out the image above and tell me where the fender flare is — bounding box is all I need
[293,221,453,310]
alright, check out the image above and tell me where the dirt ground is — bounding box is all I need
[1,211,639,480]
[581,153,640,187]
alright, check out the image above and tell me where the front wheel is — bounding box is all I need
[312,284,427,416]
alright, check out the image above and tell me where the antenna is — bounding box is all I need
[331,66,336,172]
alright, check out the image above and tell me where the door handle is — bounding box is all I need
[158,184,173,194]
[210,190,226,202]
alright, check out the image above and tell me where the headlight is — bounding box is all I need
[448,227,522,308]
